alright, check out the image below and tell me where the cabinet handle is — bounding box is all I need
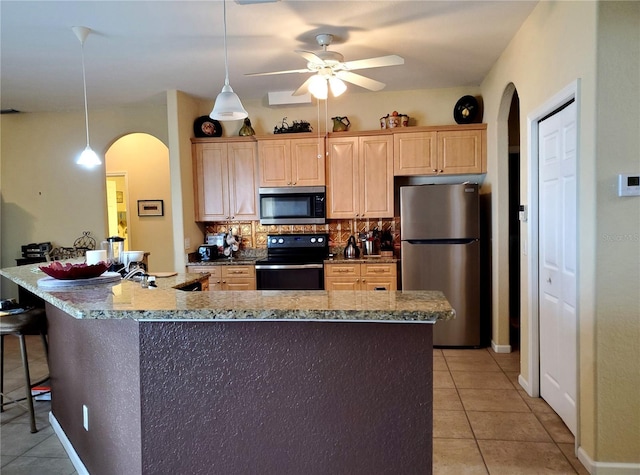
[372,269,386,274]
[439,169,444,173]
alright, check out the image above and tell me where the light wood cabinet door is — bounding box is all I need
[326,137,359,219]
[258,139,290,187]
[393,131,438,176]
[227,142,259,220]
[361,262,397,290]
[325,278,361,291]
[359,135,394,218]
[393,125,486,176]
[193,143,229,221]
[187,266,222,290]
[187,265,256,290]
[324,262,397,290]
[327,135,393,219]
[437,128,485,175]
[258,137,325,187]
[290,137,325,186]
[222,265,256,290]
[193,141,258,222]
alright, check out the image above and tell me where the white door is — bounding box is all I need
[538,101,577,435]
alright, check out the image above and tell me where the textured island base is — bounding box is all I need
[47,304,434,474]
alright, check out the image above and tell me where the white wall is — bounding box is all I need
[0,102,168,297]
[481,0,640,467]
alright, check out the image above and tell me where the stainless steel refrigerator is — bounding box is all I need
[401,183,481,347]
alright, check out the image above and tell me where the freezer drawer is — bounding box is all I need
[401,240,481,347]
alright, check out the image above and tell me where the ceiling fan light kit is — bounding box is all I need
[72,26,101,169]
[246,33,404,99]
[210,0,247,121]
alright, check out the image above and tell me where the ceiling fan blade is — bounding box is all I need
[292,76,317,96]
[335,71,386,91]
[295,50,325,65]
[342,55,404,71]
[245,68,312,77]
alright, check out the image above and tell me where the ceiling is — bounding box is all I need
[1,0,538,113]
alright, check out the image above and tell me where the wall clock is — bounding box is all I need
[193,116,222,137]
[453,95,480,124]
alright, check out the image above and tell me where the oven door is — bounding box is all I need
[255,263,324,290]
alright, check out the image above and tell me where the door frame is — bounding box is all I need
[106,171,132,248]
[523,79,580,404]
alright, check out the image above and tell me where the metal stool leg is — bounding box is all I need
[18,334,37,433]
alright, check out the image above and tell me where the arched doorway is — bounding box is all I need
[105,133,175,272]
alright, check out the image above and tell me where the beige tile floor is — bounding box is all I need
[1,336,589,474]
[433,348,589,474]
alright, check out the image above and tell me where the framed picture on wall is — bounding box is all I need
[137,200,164,217]
[116,191,124,203]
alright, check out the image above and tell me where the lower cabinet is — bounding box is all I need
[188,265,256,291]
[324,262,397,291]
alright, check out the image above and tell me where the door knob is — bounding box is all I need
[547,277,552,284]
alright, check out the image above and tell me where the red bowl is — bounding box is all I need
[39,261,109,280]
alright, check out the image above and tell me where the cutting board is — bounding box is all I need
[37,272,122,289]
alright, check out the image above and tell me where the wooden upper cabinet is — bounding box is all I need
[393,124,486,176]
[192,139,258,222]
[359,135,394,218]
[326,137,359,218]
[394,131,437,175]
[437,128,485,174]
[258,135,325,187]
[326,135,393,219]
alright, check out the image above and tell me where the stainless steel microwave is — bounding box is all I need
[258,186,326,225]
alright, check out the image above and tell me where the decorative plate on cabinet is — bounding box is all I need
[193,116,223,137]
[453,95,480,124]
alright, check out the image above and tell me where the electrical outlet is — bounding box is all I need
[184,238,191,250]
[83,405,89,431]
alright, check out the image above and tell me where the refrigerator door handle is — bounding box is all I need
[405,239,479,245]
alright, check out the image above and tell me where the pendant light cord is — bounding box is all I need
[80,41,91,147]
[222,0,230,87]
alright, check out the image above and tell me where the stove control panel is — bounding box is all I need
[266,234,328,249]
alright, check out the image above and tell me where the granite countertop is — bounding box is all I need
[1,263,454,323]
[325,256,399,264]
[186,259,259,266]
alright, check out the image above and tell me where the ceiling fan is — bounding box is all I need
[245,34,404,99]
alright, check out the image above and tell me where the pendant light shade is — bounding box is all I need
[211,84,248,120]
[210,0,247,121]
[72,26,101,168]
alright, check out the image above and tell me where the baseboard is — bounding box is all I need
[578,447,640,475]
[517,374,532,394]
[491,340,512,353]
[49,411,90,475]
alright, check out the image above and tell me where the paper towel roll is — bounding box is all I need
[86,250,107,265]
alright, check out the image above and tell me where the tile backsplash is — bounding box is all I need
[205,218,401,253]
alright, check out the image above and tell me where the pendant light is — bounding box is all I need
[210,0,248,121]
[72,26,101,168]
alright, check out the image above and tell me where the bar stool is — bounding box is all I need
[0,307,49,433]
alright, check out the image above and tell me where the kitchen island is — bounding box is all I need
[1,263,454,475]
